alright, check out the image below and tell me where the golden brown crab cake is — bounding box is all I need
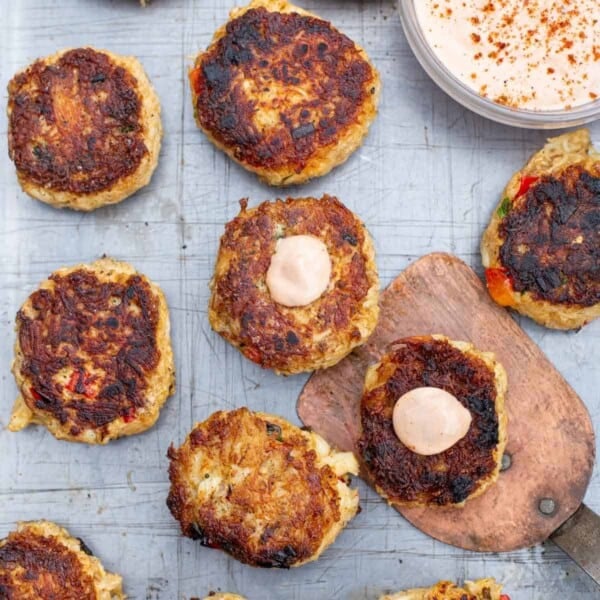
[9,257,175,444]
[202,595,246,600]
[189,0,380,186]
[357,335,508,508]
[167,407,359,568]
[0,520,124,599]
[208,195,379,375]
[481,129,600,330]
[7,47,162,211]
[380,579,507,600]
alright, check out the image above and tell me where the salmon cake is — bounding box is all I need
[167,407,359,568]
[481,129,600,329]
[7,47,162,210]
[10,258,175,444]
[189,0,380,186]
[0,520,124,599]
[380,579,507,600]
[209,195,379,375]
[357,335,508,508]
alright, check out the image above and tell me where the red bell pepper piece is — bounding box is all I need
[123,408,136,423]
[244,346,263,366]
[516,175,539,198]
[66,370,95,398]
[485,267,515,307]
[189,66,203,96]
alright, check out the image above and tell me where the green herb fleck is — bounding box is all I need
[497,197,511,218]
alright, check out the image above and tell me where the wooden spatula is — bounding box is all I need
[298,253,598,582]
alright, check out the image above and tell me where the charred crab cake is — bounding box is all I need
[380,579,507,600]
[209,195,379,375]
[189,0,380,186]
[167,407,359,568]
[481,129,600,330]
[9,258,175,444]
[357,335,508,508]
[0,520,124,599]
[7,47,162,210]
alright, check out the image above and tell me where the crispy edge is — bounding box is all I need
[190,0,381,186]
[0,520,124,599]
[362,335,508,509]
[208,197,380,375]
[8,47,162,211]
[481,129,600,329]
[379,578,504,600]
[9,257,175,443]
[167,408,359,567]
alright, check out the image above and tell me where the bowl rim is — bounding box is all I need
[397,1,600,129]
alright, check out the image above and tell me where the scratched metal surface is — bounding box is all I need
[0,1,599,599]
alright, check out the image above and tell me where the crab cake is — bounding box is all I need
[9,257,175,444]
[189,0,380,186]
[380,579,507,600]
[0,520,124,599]
[481,129,600,330]
[357,335,508,508]
[209,195,379,375]
[7,47,162,211]
[203,595,246,600]
[167,407,359,568]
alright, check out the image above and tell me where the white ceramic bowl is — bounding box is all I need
[398,2,600,129]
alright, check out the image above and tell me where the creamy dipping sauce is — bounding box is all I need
[392,387,472,456]
[415,0,600,111]
[266,235,332,307]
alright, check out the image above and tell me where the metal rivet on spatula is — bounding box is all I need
[500,452,512,471]
[538,498,557,516]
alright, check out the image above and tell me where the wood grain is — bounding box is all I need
[298,253,595,552]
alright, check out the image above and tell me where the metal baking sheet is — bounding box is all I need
[1,1,599,598]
